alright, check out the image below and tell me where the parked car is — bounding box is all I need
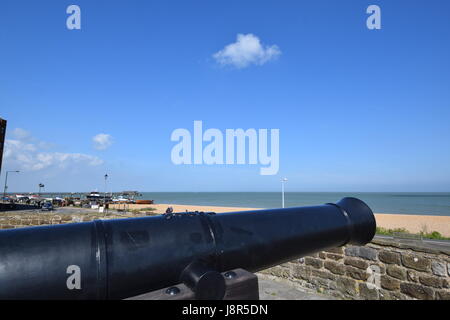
[41,202,53,211]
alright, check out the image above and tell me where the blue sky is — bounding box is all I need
[1,0,450,192]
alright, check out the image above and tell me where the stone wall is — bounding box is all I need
[0,212,131,229]
[260,237,450,300]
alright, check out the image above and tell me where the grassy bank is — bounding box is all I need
[376,227,450,241]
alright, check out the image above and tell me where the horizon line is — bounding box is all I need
[5,190,450,194]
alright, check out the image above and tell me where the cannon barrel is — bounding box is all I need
[0,197,376,299]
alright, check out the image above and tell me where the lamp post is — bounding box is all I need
[281,178,288,208]
[38,183,44,196]
[3,170,20,200]
[104,174,108,205]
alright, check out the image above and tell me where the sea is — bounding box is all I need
[138,192,450,216]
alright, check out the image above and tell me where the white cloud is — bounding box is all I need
[11,128,32,140]
[213,34,281,68]
[9,128,55,149]
[92,133,113,150]
[4,131,103,172]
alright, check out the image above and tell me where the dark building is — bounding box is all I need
[0,118,6,177]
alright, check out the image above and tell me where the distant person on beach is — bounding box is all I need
[165,207,173,214]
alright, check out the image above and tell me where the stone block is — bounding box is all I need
[304,257,323,269]
[419,275,443,288]
[379,289,409,300]
[380,275,400,291]
[324,260,346,275]
[386,265,407,281]
[444,278,450,289]
[311,269,336,281]
[310,276,330,289]
[359,283,379,300]
[378,250,401,265]
[326,253,343,261]
[346,266,369,281]
[292,265,311,281]
[436,290,450,300]
[431,261,447,277]
[367,263,385,275]
[325,247,343,254]
[345,246,377,261]
[401,254,431,272]
[407,270,418,283]
[400,283,434,300]
[344,257,369,270]
[336,277,358,296]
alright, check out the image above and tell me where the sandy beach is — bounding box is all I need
[374,213,450,237]
[109,203,450,237]
[110,203,261,214]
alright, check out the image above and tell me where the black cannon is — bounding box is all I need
[0,197,376,300]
